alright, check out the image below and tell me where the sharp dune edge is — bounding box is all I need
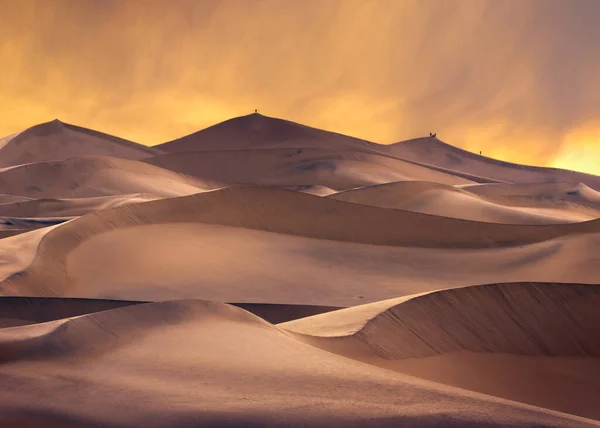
[281,282,600,357]
[1,114,600,426]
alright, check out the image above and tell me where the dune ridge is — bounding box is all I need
[281,282,600,358]
[4,186,600,298]
[329,181,594,224]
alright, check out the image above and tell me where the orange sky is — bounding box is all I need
[1,0,599,174]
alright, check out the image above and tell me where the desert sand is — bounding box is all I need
[0,113,599,427]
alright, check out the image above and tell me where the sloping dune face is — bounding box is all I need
[0,120,163,168]
[0,300,594,427]
[281,282,600,420]
[0,156,217,198]
[390,137,600,190]
[329,181,594,224]
[282,282,600,358]
[3,187,600,301]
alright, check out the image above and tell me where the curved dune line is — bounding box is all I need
[3,187,600,296]
[282,282,600,358]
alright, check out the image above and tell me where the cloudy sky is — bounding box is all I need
[1,0,599,173]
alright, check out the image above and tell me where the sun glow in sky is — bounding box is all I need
[1,0,599,174]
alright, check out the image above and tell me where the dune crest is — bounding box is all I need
[282,282,600,358]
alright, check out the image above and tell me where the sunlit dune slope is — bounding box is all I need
[0,156,219,198]
[391,137,600,189]
[2,187,600,302]
[0,300,594,427]
[146,147,475,190]
[0,120,163,168]
[329,181,594,224]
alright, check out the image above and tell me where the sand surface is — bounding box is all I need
[0,300,596,427]
[0,115,599,426]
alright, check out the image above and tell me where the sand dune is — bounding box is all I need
[281,282,600,357]
[0,194,160,217]
[390,137,600,189]
[0,226,59,281]
[0,119,163,168]
[329,181,593,224]
[1,115,599,425]
[0,156,219,198]
[281,282,600,420]
[2,187,600,302]
[146,147,475,191]
[0,299,594,427]
[155,112,384,153]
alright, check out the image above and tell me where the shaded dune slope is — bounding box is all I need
[329,181,593,224]
[0,297,141,328]
[0,296,340,327]
[0,300,594,427]
[0,120,162,168]
[0,156,219,198]
[282,282,600,358]
[4,187,600,297]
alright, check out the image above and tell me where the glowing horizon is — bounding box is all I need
[1,0,599,175]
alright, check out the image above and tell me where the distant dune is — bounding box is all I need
[155,112,383,153]
[0,119,163,168]
[329,181,595,224]
[0,156,220,198]
[390,137,600,190]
